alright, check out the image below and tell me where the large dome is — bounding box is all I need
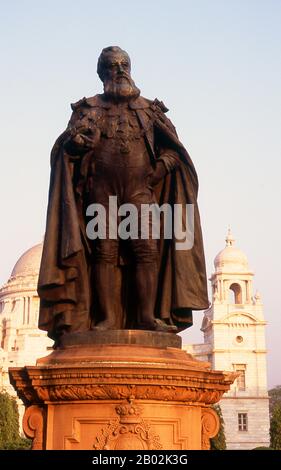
[214,230,249,272]
[11,243,43,278]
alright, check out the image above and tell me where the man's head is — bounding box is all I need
[97,46,140,101]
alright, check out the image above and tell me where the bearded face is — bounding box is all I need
[101,51,140,101]
[103,74,140,101]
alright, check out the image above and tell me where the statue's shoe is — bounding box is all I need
[138,318,178,333]
[93,320,116,330]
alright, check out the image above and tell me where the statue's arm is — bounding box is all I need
[148,99,181,184]
[63,127,91,157]
[63,101,98,157]
[158,148,180,173]
[149,121,180,185]
[149,147,180,186]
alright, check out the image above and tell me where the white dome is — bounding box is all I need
[11,243,43,278]
[214,230,249,272]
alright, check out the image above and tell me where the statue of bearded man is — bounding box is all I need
[38,46,209,343]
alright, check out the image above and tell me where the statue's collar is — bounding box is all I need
[128,97,151,110]
[84,94,150,110]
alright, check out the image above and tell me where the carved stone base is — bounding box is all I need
[9,330,236,450]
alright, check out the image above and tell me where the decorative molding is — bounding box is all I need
[218,311,265,324]
[201,407,219,450]
[93,399,162,450]
[35,384,225,404]
[22,405,44,450]
[9,366,236,406]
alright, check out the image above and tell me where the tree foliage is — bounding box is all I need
[0,391,31,450]
[268,385,281,415]
[270,402,281,450]
[252,446,274,450]
[210,404,227,450]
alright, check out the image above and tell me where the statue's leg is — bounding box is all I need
[135,263,158,329]
[133,242,177,333]
[127,172,177,332]
[131,239,159,329]
[93,240,118,330]
[87,161,121,330]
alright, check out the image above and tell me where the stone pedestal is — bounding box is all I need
[9,331,236,450]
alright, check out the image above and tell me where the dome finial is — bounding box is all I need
[226,227,235,247]
[214,228,249,272]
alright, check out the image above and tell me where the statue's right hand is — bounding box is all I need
[71,133,86,147]
[64,127,94,153]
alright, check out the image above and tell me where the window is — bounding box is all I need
[228,283,242,304]
[237,369,246,390]
[238,413,248,431]
[234,364,246,391]
[236,335,243,344]
[1,319,7,349]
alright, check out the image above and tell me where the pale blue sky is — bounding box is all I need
[0,0,280,387]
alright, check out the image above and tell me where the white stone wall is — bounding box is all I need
[183,343,212,364]
[211,321,268,397]
[220,397,270,449]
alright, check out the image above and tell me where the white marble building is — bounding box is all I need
[0,243,53,396]
[185,230,270,449]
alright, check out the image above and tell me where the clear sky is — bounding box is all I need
[0,0,280,388]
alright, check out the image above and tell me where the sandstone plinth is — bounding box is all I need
[9,330,236,450]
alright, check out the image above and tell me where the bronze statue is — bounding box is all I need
[38,46,209,342]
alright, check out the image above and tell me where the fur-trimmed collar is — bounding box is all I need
[71,94,156,111]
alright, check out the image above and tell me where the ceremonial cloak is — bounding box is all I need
[38,95,209,340]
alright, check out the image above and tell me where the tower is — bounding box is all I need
[185,230,270,449]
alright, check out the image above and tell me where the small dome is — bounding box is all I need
[214,230,249,272]
[11,243,43,278]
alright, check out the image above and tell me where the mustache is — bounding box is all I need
[113,72,132,83]
[103,75,140,101]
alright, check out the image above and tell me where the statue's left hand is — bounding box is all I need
[148,161,167,186]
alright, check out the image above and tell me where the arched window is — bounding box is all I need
[228,283,242,304]
[1,319,7,348]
